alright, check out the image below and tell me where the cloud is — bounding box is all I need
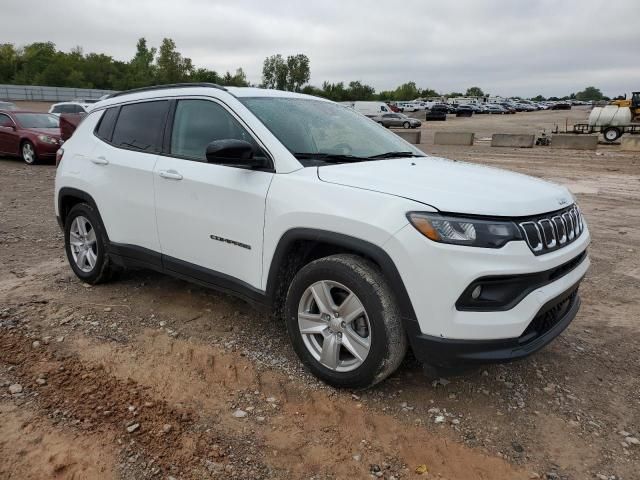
[3,0,639,97]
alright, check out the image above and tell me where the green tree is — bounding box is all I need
[127,38,156,88]
[221,68,248,87]
[575,86,603,101]
[418,87,439,99]
[262,53,310,92]
[262,54,288,90]
[82,53,119,89]
[191,67,221,84]
[320,81,347,101]
[531,94,546,102]
[347,81,376,100]
[285,54,310,92]
[156,38,192,84]
[0,43,19,83]
[13,42,57,84]
[465,86,485,97]
[394,81,420,100]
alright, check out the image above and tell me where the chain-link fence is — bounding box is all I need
[0,84,115,102]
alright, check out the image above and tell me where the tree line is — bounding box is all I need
[0,40,609,102]
[0,38,248,90]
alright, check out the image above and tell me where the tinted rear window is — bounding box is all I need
[111,101,168,153]
[95,108,119,142]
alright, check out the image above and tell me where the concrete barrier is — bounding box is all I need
[621,136,640,151]
[395,130,421,144]
[550,134,598,150]
[433,131,475,146]
[491,133,535,148]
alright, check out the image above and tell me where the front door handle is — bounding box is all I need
[91,156,109,165]
[158,169,183,180]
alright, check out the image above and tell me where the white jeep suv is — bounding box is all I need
[54,83,590,388]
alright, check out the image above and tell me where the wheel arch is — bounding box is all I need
[57,187,109,241]
[265,228,417,322]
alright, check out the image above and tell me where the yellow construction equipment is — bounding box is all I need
[610,92,640,121]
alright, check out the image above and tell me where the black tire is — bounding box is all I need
[64,203,116,284]
[603,127,621,142]
[284,254,407,389]
[21,140,38,165]
[403,121,410,129]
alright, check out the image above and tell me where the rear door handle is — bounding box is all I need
[91,156,109,165]
[158,170,183,181]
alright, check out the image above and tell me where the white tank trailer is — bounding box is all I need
[566,105,640,142]
[588,105,632,127]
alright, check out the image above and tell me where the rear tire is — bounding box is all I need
[21,141,38,165]
[284,254,407,389]
[64,203,116,284]
[403,121,410,129]
[603,127,621,142]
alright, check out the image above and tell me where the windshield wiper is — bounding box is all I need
[293,152,368,163]
[367,151,424,159]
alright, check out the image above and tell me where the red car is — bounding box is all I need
[0,110,63,165]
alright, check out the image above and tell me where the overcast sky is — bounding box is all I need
[3,0,639,97]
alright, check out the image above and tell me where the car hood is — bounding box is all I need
[28,127,61,137]
[317,156,573,217]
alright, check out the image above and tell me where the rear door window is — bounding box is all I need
[95,107,119,142]
[111,101,169,153]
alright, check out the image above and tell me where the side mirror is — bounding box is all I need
[205,139,266,168]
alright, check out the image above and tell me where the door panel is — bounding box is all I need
[0,114,18,154]
[88,143,161,251]
[154,158,272,288]
[154,98,274,289]
[86,101,169,251]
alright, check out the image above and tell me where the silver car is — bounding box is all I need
[373,113,422,129]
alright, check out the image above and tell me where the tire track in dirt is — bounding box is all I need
[66,328,529,479]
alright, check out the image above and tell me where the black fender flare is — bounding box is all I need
[265,228,417,322]
[57,187,110,241]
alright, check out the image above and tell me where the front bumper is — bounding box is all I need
[35,140,61,158]
[405,281,582,367]
[385,222,590,340]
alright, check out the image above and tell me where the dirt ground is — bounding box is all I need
[1,107,639,480]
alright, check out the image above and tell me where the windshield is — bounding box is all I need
[240,97,424,163]
[14,113,59,129]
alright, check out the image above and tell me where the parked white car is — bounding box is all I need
[55,84,590,388]
[342,101,393,117]
[49,101,93,116]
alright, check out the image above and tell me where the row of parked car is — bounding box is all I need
[418,100,572,121]
[388,100,572,115]
[0,100,97,164]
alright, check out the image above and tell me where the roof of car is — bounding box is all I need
[91,84,329,111]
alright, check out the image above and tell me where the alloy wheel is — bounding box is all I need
[69,215,98,272]
[22,143,35,164]
[297,280,371,372]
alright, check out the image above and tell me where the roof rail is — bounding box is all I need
[106,83,227,99]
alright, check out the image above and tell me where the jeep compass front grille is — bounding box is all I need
[518,205,584,255]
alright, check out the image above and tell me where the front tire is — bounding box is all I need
[64,203,115,284]
[284,254,407,389]
[403,121,410,129]
[21,141,38,165]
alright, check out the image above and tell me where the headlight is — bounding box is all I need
[37,134,57,144]
[407,212,522,248]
